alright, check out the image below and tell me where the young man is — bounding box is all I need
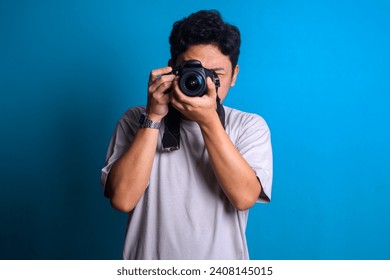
[101,10,272,259]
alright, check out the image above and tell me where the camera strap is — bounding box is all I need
[162,95,225,152]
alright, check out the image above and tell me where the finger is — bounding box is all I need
[148,74,175,95]
[148,66,173,85]
[155,78,174,96]
[159,91,171,104]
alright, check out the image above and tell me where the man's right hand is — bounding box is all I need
[146,66,175,122]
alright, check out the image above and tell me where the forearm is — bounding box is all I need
[199,112,261,210]
[106,127,159,212]
[105,66,173,212]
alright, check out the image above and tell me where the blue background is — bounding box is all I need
[1,0,389,259]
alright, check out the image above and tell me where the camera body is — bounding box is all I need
[170,60,220,97]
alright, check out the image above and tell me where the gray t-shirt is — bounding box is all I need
[101,106,273,259]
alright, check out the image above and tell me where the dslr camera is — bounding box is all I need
[170,60,220,97]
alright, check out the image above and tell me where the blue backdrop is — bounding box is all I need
[1,0,389,259]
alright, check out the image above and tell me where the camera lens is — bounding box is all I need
[179,69,207,97]
[184,75,202,91]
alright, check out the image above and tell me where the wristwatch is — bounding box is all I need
[138,112,161,129]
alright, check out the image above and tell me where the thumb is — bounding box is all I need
[205,77,217,98]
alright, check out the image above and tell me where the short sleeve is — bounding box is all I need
[235,114,273,203]
[100,107,144,191]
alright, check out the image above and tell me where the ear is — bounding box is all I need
[230,65,239,87]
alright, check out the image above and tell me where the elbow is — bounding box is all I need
[110,196,135,213]
[105,183,136,213]
[231,182,261,211]
[105,177,139,212]
[230,190,259,210]
[111,202,134,213]
[233,196,257,211]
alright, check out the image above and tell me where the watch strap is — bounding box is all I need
[139,113,161,129]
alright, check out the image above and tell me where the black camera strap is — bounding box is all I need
[162,104,181,152]
[162,95,225,152]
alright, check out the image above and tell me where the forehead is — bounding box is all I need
[178,44,232,71]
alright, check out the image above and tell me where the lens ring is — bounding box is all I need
[185,75,201,91]
[180,72,206,97]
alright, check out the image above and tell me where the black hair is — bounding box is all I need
[169,10,241,72]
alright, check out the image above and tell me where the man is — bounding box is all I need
[101,10,272,259]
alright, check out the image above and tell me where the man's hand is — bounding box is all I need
[170,76,219,126]
[146,66,175,121]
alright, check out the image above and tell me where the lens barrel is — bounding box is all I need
[179,70,206,97]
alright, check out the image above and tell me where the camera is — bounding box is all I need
[170,60,220,97]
